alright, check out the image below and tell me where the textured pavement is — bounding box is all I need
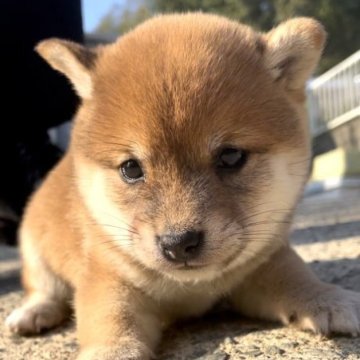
[0,188,359,360]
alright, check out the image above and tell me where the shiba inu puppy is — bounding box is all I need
[6,13,360,359]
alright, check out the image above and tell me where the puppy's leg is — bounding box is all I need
[75,267,162,360]
[6,231,71,335]
[230,246,360,336]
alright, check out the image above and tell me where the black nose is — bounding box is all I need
[158,231,204,262]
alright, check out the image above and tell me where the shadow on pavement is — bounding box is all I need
[0,270,21,296]
[309,257,360,292]
[291,220,360,245]
[0,246,19,262]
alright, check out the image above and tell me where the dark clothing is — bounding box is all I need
[0,0,83,243]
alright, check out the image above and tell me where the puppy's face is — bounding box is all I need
[37,14,325,281]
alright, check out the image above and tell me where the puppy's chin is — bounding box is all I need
[158,263,223,283]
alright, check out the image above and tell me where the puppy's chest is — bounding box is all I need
[143,275,238,320]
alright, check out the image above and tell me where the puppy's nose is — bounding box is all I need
[158,231,204,262]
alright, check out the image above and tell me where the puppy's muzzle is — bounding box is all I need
[157,230,204,263]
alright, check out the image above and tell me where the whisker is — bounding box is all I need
[99,224,139,236]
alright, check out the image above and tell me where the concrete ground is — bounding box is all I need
[0,188,359,360]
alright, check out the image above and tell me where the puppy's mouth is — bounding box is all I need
[175,262,205,271]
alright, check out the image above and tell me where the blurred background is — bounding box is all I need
[84,0,360,74]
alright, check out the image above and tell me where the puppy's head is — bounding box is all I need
[37,14,325,282]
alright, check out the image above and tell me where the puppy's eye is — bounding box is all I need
[216,148,247,170]
[120,159,144,183]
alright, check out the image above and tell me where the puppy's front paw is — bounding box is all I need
[77,341,152,360]
[5,299,67,335]
[288,286,360,336]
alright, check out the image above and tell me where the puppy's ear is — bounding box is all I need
[263,18,326,93]
[36,38,97,99]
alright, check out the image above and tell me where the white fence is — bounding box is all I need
[307,50,360,136]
